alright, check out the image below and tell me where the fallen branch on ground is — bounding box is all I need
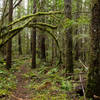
[79,74,86,100]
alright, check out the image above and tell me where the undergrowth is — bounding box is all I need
[23,60,87,100]
[0,56,30,100]
[0,56,88,100]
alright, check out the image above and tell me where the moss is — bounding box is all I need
[29,22,57,29]
[0,15,61,65]
[7,11,62,27]
[0,11,62,48]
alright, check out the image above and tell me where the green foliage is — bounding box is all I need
[23,72,37,79]
[64,18,75,28]
[0,58,6,66]
[64,15,90,29]
[73,34,90,41]
[61,80,73,91]
[0,56,28,98]
[0,69,16,97]
[77,15,90,25]
[0,89,9,97]
[47,67,58,74]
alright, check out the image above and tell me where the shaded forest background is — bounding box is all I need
[0,0,100,100]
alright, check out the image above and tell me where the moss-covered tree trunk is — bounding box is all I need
[6,0,13,69]
[86,1,100,99]
[64,0,73,73]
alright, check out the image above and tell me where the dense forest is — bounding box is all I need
[0,0,100,100]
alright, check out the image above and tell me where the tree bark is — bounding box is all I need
[64,0,73,73]
[17,5,22,55]
[40,35,46,61]
[52,39,54,63]
[86,1,100,99]
[18,33,22,55]
[6,0,13,69]
[32,0,36,68]
[74,0,80,61]
[38,0,46,61]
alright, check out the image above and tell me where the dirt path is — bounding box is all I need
[10,65,32,100]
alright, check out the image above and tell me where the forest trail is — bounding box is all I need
[4,58,87,100]
[8,59,68,100]
[10,64,32,100]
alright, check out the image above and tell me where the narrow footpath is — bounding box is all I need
[10,65,32,100]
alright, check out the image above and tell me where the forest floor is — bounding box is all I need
[10,64,32,100]
[0,56,87,100]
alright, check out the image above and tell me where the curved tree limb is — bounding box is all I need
[7,11,62,27]
[0,21,57,47]
[0,11,62,34]
[35,25,62,65]
[0,21,61,65]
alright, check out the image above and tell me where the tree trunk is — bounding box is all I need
[40,35,46,61]
[38,0,46,61]
[6,0,13,69]
[64,0,73,73]
[0,0,7,57]
[32,0,36,68]
[26,32,30,54]
[37,34,41,58]
[74,0,80,61]
[52,39,54,63]
[17,5,22,55]
[86,1,100,99]
[18,33,22,55]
